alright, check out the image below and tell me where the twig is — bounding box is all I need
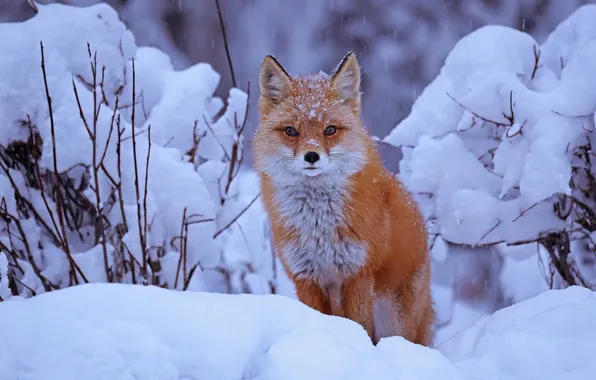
[502,91,515,125]
[25,117,65,246]
[88,46,111,282]
[551,110,594,119]
[476,219,502,245]
[99,65,109,106]
[531,45,541,80]
[12,275,37,296]
[129,58,147,276]
[0,199,56,291]
[40,42,88,283]
[506,119,526,138]
[40,43,66,236]
[237,81,251,137]
[0,160,61,246]
[121,240,141,283]
[143,125,151,276]
[72,79,92,138]
[203,115,231,161]
[512,200,540,222]
[115,115,128,233]
[185,218,215,226]
[270,243,278,294]
[183,216,189,284]
[225,82,251,196]
[214,0,236,88]
[185,120,204,161]
[213,192,261,239]
[120,127,148,142]
[183,262,203,291]
[446,92,509,127]
[174,207,187,289]
[98,97,119,168]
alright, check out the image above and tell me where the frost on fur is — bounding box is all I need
[0,3,273,299]
[383,5,596,317]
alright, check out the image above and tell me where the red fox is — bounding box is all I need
[253,52,434,346]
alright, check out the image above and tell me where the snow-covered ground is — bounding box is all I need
[0,283,595,380]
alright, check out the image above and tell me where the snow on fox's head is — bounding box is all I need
[254,52,369,180]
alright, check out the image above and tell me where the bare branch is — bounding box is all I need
[143,125,151,277]
[476,219,502,245]
[40,41,88,284]
[129,58,148,276]
[531,44,542,80]
[214,0,236,88]
[213,193,261,239]
[0,198,56,291]
[87,45,111,282]
[446,92,509,127]
[174,207,187,289]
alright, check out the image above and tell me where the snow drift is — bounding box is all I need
[0,284,595,380]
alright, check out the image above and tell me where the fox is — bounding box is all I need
[253,52,435,346]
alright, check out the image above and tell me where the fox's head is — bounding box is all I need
[253,52,371,181]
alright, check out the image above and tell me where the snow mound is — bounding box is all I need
[0,284,595,380]
[438,286,596,379]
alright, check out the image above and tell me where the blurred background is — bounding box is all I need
[3,0,594,169]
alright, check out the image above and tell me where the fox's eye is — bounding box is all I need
[285,126,299,137]
[324,125,337,136]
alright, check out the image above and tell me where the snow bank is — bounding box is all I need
[438,286,596,380]
[0,284,594,379]
[384,5,596,303]
[0,2,263,298]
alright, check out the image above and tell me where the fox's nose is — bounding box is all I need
[304,151,320,164]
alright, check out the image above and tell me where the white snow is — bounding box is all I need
[306,138,320,147]
[438,286,596,379]
[384,4,596,305]
[0,283,594,380]
[0,2,256,296]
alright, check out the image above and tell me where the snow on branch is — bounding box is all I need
[0,2,270,300]
[383,6,596,303]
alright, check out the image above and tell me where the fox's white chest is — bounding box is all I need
[274,178,367,285]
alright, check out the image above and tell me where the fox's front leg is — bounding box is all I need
[342,273,375,343]
[294,278,331,315]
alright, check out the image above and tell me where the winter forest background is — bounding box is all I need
[1,0,596,352]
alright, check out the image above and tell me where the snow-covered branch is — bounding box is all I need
[0,2,270,300]
[384,5,596,305]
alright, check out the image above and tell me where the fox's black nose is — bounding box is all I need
[304,151,320,164]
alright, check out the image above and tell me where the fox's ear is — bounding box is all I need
[259,55,292,104]
[331,52,361,103]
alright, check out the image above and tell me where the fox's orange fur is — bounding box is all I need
[253,52,434,346]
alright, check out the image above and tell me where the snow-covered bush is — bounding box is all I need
[0,2,271,299]
[384,5,596,308]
